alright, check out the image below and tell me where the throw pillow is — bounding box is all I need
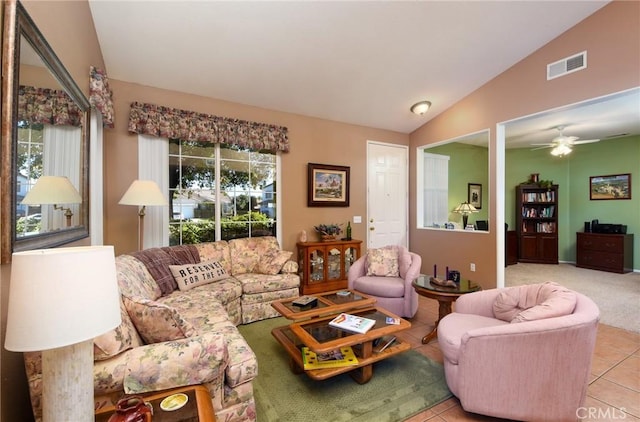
[123,296,196,344]
[94,299,139,360]
[366,246,400,277]
[256,250,293,275]
[493,282,577,323]
[169,260,229,291]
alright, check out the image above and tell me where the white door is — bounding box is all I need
[367,141,408,249]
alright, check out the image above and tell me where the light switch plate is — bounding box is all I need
[353,216,362,223]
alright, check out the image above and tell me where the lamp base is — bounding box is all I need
[42,339,94,422]
[462,214,469,228]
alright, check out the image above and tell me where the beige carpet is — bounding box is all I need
[505,263,640,333]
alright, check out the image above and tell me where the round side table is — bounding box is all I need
[412,274,481,344]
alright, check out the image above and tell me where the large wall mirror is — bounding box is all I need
[416,130,490,231]
[1,0,90,264]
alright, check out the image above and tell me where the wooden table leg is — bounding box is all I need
[421,299,453,344]
[350,364,373,384]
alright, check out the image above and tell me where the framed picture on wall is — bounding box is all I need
[468,183,482,209]
[590,173,631,200]
[307,163,350,207]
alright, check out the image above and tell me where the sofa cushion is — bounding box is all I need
[233,272,300,295]
[123,296,196,344]
[493,282,577,323]
[228,236,281,275]
[255,250,292,275]
[438,313,508,364]
[116,254,162,300]
[131,248,177,295]
[353,276,405,298]
[169,260,230,291]
[194,241,232,274]
[366,245,399,277]
[94,298,143,361]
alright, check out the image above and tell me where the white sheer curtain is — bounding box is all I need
[42,124,81,230]
[90,111,104,245]
[423,152,449,227]
[138,134,169,247]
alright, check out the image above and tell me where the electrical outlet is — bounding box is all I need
[470,263,476,272]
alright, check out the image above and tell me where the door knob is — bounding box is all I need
[369,227,375,231]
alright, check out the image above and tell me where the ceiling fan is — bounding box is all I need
[531,126,600,156]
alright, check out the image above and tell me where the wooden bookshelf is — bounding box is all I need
[516,184,559,264]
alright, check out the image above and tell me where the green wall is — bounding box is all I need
[426,142,489,226]
[506,136,639,268]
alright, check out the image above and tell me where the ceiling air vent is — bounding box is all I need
[547,51,587,80]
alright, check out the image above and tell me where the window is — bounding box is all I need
[422,152,449,227]
[168,140,278,245]
[16,121,43,228]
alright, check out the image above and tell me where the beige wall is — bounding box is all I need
[105,81,409,255]
[409,1,640,290]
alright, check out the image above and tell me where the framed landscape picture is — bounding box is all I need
[307,163,350,207]
[468,183,482,209]
[590,173,631,200]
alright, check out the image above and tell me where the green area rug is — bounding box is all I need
[238,317,452,422]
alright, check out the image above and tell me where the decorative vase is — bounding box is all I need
[298,230,307,242]
[107,396,153,422]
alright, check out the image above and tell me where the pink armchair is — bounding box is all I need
[347,245,421,318]
[437,285,600,421]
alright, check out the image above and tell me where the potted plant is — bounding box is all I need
[314,223,343,241]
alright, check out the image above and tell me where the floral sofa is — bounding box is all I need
[23,236,300,422]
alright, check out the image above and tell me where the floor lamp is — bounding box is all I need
[21,175,82,228]
[4,246,121,422]
[119,180,168,250]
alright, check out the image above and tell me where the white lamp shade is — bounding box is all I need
[4,246,122,352]
[119,180,168,206]
[21,176,82,205]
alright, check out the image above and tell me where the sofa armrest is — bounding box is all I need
[123,332,229,394]
[281,258,298,274]
[347,255,367,289]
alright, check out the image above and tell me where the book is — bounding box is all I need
[302,346,359,370]
[329,313,376,334]
[373,336,397,353]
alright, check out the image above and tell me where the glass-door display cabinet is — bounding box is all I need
[297,239,362,294]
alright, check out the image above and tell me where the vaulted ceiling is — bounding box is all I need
[88,1,639,146]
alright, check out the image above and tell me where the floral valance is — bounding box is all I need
[18,85,83,127]
[127,102,289,152]
[89,66,115,128]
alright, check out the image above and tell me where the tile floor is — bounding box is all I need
[397,296,640,422]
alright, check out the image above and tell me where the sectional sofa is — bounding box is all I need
[23,236,300,422]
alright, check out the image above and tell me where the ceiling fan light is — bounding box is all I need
[410,101,432,115]
[551,144,572,156]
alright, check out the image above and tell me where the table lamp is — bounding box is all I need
[119,180,168,250]
[21,175,82,227]
[453,201,478,228]
[4,246,121,422]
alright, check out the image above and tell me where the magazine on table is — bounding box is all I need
[302,346,359,370]
[328,312,376,334]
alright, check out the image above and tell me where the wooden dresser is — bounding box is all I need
[576,232,634,273]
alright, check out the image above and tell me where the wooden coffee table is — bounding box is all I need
[271,289,376,321]
[271,293,411,384]
[95,385,215,422]
[412,274,481,344]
